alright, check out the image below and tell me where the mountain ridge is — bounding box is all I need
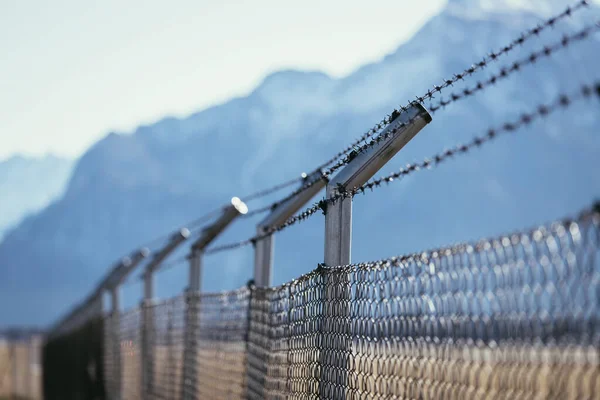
[1,1,599,326]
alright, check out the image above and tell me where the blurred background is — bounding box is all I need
[1,0,599,398]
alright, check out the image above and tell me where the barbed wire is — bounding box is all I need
[266,200,600,286]
[429,22,600,112]
[237,8,597,221]
[241,170,328,219]
[323,21,600,181]
[129,206,222,254]
[312,0,591,172]
[205,81,600,255]
[100,1,594,274]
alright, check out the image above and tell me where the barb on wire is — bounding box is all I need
[312,0,590,172]
[430,22,600,112]
[324,21,600,182]
[271,200,600,283]
[205,81,600,255]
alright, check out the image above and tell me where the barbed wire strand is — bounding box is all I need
[204,81,600,255]
[238,15,599,222]
[121,228,205,287]
[106,3,593,268]
[312,0,591,172]
[326,21,600,179]
[429,23,600,112]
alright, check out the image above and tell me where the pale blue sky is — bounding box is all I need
[0,0,447,159]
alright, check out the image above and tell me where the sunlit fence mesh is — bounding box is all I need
[102,207,599,399]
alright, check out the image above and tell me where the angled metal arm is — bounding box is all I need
[146,229,190,275]
[254,170,328,287]
[319,103,431,399]
[324,103,432,266]
[141,228,190,400]
[101,249,148,400]
[182,197,247,400]
[191,197,248,252]
[104,248,150,290]
[187,197,248,290]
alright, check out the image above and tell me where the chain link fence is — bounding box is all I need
[100,205,599,399]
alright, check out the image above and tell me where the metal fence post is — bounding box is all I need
[141,267,155,400]
[253,232,274,288]
[166,302,176,400]
[101,250,148,400]
[182,248,202,400]
[254,171,327,288]
[181,197,247,399]
[246,173,326,397]
[321,103,431,398]
[141,230,190,400]
[110,286,122,400]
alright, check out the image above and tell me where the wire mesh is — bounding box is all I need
[104,205,599,400]
[245,206,600,399]
[148,296,186,400]
[103,313,116,398]
[194,288,252,400]
[120,306,142,400]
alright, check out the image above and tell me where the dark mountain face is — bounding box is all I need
[1,1,599,325]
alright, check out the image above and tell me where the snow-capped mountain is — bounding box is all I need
[1,0,599,325]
